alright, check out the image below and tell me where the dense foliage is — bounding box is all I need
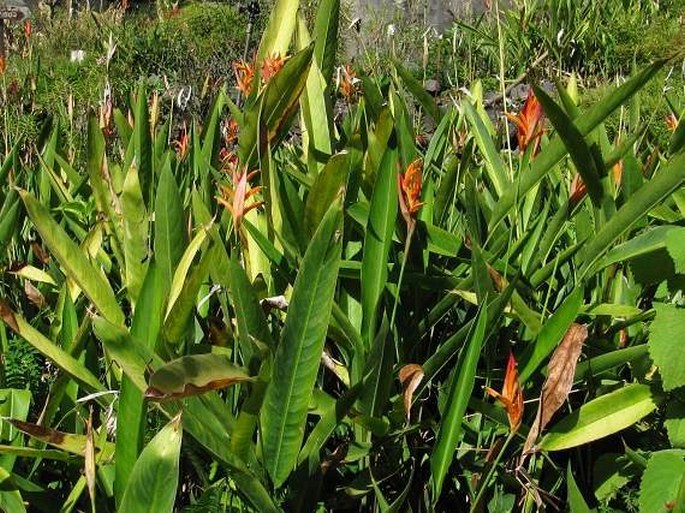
[1,0,685,512]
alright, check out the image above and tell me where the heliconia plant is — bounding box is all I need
[0,0,684,511]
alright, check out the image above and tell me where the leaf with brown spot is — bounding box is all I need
[144,353,254,401]
[523,323,587,455]
[399,364,424,422]
[0,299,20,333]
[7,419,114,459]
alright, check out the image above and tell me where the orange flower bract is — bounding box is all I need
[217,163,264,232]
[233,59,255,97]
[505,89,545,156]
[398,158,424,227]
[485,352,524,433]
[261,54,286,84]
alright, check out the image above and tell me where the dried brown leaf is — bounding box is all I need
[523,323,587,455]
[0,299,20,333]
[85,411,96,506]
[24,281,46,309]
[399,364,424,422]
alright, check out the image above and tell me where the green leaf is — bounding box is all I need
[154,165,186,295]
[393,60,441,123]
[0,389,31,472]
[119,415,182,513]
[145,354,253,400]
[538,384,659,451]
[519,289,583,384]
[121,163,149,306]
[580,150,685,277]
[649,303,685,392]
[19,190,124,326]
[639,450,685,513]
[0,192,21,250]
[431,306,487,500]
[598,225,675,270]
[567,463,593,513]
[534,86,603,205]
[7,419,114,458]
[665,401,685,448]
[304,151,349,236]
[261,195,343,487]
[574,345,649,382]
[361,148,398,346]
[134,84,153,199]
[313,0,339,86]
[0,466,26,513]
[257,0,299,63]
[462,100,509,197]
[666,227,685,274]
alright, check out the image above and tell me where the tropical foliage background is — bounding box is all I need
[1,0,685,511]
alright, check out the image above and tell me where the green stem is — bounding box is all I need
[390,222,415,360]
[470,431,516,512]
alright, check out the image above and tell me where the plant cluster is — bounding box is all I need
[1,0,685,512]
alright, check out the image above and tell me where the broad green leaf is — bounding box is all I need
[361,147,398,346]
[313,0,339,86]
[665,401,685,448]
[121,163,149,305]
[538,384,659,451]
[165,226,208,317]
[257,0,299,63]
[19,190,124,326]
[639,450,685,513]
[0,193,21,250]
[431,306,487,499]
[580,149,685,277]
[304,151,349,235]
[261,196,343,487]
[134,84,153,199]
[119,416,182,513]
[154,165,186,294]
[598,225,675,270]
[145,354,253,400]
[116,262,167,505]
[519,289,583,384]
[649,303,685,392]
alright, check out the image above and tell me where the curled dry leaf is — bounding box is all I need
[399,364,424,422]
[24,281,46,309]
[0,299,20,333]
[523,323,588,455]
[484,352,524,432]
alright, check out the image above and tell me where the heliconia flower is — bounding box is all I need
[261,53,286,84]
[398,158,424,227]
[505,89,545,156]
[0,54,6,77]
[339,64,360,103]
[24,20,32,40]
[216,164,264,231]
[224,117,239,146]
[233,59,255,97]
[666,113,679,132]
[484,352,524,433]
[173,124,190,161]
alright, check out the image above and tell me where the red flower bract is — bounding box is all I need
[505,89,545,156]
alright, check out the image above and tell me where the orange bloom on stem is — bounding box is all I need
[666,113,679,132]
[398,158,424,228]
[233,59,255,97]
[484,352,524,433]
[173,124,190,161]
[261,53,286,84]
[217,163,264,232]
[24,20,32,40]
[505,89,545,155]
[339,64,360,103]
